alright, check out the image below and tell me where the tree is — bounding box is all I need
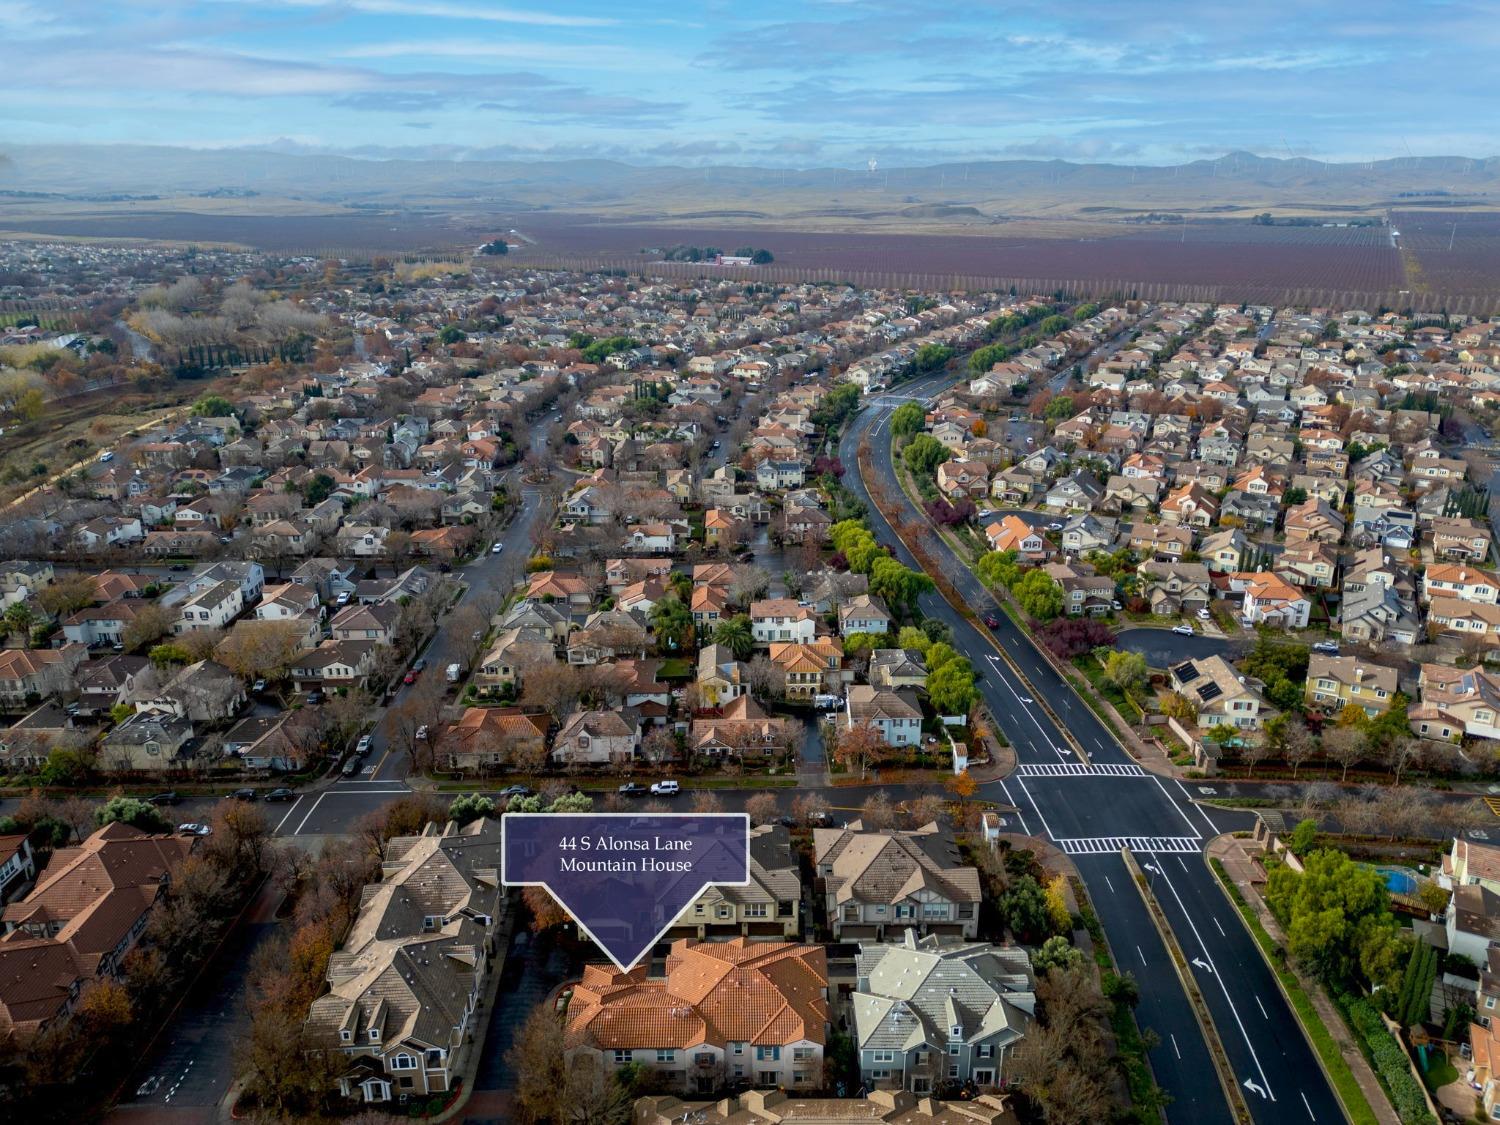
[507,1003,568,1123]
[890,401,925,439]
[190,394,234,417]
[1033,934,1087,975]
[94,796,169,833]
[690,791,726,815]
[1323,725,1366,781]
[975,549,1021,589]
[998,875,1054,943]
[859,790,897,830]
[3,602,36,647]
[745,792,780,827]
[1281,716,1318,778]
[791,791,830,826]
[1237,733,1270,777]
[449,793,495,825]
[122,602,174,651]
[522,885,570,932]
[212,620,302,681]
[1102,650,1147,696]
[1265,848,1398,987]
[901,434,950,477]
[1013,569,1063,621]
[927,659,977,716]
[868,556,932,616]
[711,615,754,661]
[1287,818,1319,856]
[650,594,695,653]
[36,573,98,618]
[834,721,890,779]
[946,769,979,802]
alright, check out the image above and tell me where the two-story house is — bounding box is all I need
[814,821,982,941]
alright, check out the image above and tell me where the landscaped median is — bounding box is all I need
[1208,855,1390,1125]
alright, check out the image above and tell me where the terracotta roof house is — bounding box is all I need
[564,938,828,1095]
[0,823,192,1036]
[984,516,1045,561]
[814,821,981,941]
[634,1090,1018,1125]
[441,707,550,774]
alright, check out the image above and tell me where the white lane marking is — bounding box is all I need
[1175,777,1224,836]
[1214,917,1226,937]
[995,667,1067,759]
[1256,996,1268,1019]
[1177,856,1189,872]
[292,791,329,836]
[1170,1033,1181,1059]
[1147,851,1277,1102]
[1300,1091,1316,1120]
[1136,944,1148,967]
[272,795,305,835]
[1153,775,1204,839]
[996,780,1032,836]
[1015,776,1058,842]
[1103,875,1115,894]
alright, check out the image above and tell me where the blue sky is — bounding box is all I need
[2,0,1496,165]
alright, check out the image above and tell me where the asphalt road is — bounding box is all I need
[843,378,1342,1125]
[1115,625,1237,668]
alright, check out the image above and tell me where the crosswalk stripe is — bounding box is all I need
[1016,763,1147,778]
[1485,797,1500,819]
[1057,836,1201,855]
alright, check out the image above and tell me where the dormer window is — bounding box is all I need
[369,1027,380,1042]
[341,1029,352,1042]
[950,1025,962,1039]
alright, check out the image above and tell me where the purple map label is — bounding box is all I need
[502,813,750,971]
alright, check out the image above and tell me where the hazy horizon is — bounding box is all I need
[3,1,1497,168]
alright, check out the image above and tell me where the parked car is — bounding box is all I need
[97,450,114,462]
[335,591,352,606]
[147,792,179,806]
[264,788,295,802]
[1197,608,1212,620]
[341,756,363,777]
[355,735,373,755]
[805,810,834,827]
[617,782,647,798]
[1172,624,1194,636]
[412,658,426,672]
[415,724,428,741]
[227,788,256,801]
[177,823,212,837]
[304,690,324,705]
[650,780,680,797]
[500,784,532,799]
[251,678,267,693]
[403,670,417,684]
[1312,640,1341,654]
[491,541,504,554]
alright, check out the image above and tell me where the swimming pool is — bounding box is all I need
[1376,865,1420,895]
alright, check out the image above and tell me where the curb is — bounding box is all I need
[1203,840,1397,1125]
[1120,848,1253,1125]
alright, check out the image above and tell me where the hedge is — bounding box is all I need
[1343,996,1438,1125]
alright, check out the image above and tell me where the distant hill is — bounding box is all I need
[0,143,1495,222]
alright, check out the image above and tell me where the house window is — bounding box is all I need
[423,915,443,930]
[716,905,733,919]
[948,1064,960,1079]
[977,1044,994,1058]
[425,1049,443,1068]
[369,1028,380,1041]
[614,1049,630,1064]
[756,1046,781,1062]
[389,1054,415,1071]
[732,1042,746,1055]
[744,903,768,918]
[872,1049,895,1063]
[1488,997,1497,1010]
[655,1049,676,1063]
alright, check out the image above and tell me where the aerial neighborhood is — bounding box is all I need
[2,236,1500,1125]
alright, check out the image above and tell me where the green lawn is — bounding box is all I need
[1421,1054,1458,1091]
[655,657,692,679]
[1210,859,1383,1125]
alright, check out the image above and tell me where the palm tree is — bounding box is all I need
[712,615,755,661]
[651,595,696,653]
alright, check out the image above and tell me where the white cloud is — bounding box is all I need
[266,0,616,27]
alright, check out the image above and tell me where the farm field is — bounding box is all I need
[507,213,1410,305]
[1394,210,1500,299]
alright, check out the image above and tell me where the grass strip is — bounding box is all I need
[1210,858,1384,1125]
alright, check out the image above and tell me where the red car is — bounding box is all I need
[403,670,417,684]
[983,614,1001,629]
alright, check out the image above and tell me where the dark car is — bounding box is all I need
[500,784,532,799]
[412,658,426,673]
[304,690,324,705]
[617,782,647,798]
[169,562,188,572]
[264,788,295,802]
[983,613,1001,629]
[227,787,256,801]
[147,791,179,806]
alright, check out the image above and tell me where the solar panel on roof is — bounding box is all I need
[1174,663,1200,684]
[1197,682,1223,702]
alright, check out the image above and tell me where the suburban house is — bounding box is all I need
[1169,655,1269,731]
[1237,572,1312,628]
[172,580,244,635]
[563,938,828,1095]
[551,709,639,766]
[1305,655,1398,719]
[672,825,801,941]
[99,708,196,772]
[750,599,817,646]
[814,820,982,941]
[839,594,894,638]
[869,648,928,691]
[984,516,1045,561]
[0,645,88,711]
[770,639,846,701]
[845,685,923,746]
[441,707,551,773]
[0,824,192,1037]
[853,931,1034,1094]
[305,819,505,1104]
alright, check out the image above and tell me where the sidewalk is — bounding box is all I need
[1205,835,1401,1125]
